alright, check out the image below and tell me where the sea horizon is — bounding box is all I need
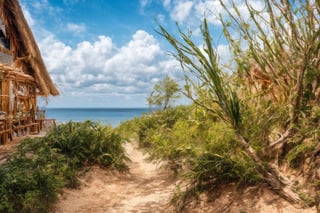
[45,107,151,127]
[46,107,150,109]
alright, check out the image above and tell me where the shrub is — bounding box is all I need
[286,140,318,168]
[47,121,128,170]
[121,104,266,207]
[0,121,128,213]
[189,152,262,188]
[0,138,75,213]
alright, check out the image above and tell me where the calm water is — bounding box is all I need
[45,108,150,127]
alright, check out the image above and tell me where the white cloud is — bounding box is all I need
[163,0,171,9]
[38,30,181,99]
[31,0,50,10]
[28,0,62,16]
[140,0,153,12]
[140,0,150,8]
[217,44,233,66]
[160,0,267,28]
[39,35,73,73]
[194,0,223,25]
[170,1,194,23]
[63,0,86,5]
[66,23,86,34]
[156,14,165,23]
[26,0,271,107]
[20,5,36,27]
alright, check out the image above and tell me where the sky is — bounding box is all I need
[18,0,264,108]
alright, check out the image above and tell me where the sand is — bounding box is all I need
[53,142,178,213]
[53,142,318,213]
[1,137,317,212]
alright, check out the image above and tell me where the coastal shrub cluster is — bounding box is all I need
[120,0,320,207]
[0,138,75,212]
[47,121,128,170]
[118,105,262,188]
[0,121,127,213]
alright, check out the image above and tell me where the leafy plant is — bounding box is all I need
[0,121,128,213]
[286,140,317,168]
[157,0,320,204]
[47,121,128,170]
[0,138,75,213]
[147,75,181,110]
[189,152,261,188]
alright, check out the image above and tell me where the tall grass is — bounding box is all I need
[117,105,262,195]
[156,0,320,204]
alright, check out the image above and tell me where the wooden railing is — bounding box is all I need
[0,115,41,144]
[12,116,40,137]
[0,112,57,145]
[0,117,12,144]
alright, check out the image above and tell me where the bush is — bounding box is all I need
[0,138,75,213]
[138,106,192,148]
[119,104,264,209]
[0,121,128,213]
[120,104,262,183]
[189,152,262,188]
[286,140,318,168]
[47,121,128,170]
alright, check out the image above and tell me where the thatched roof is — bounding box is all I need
[0,0,59,96]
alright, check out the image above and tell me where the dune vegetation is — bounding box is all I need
[118,0,320,210]
[0,0,318,212]
[0,121,128,212]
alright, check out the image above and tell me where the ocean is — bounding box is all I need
[45,108,150,127]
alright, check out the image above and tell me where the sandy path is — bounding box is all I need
[54,142,178,213]
[2,137,318,212]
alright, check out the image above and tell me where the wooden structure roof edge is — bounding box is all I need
[0,0,59,96]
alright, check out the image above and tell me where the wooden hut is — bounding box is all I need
[0,0,59,143]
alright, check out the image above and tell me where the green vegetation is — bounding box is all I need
[0,0,318,211]
[118,105,262,205]
[0,121,128,213]
[47,121,128,170]
[147,75,181,110]
[118,0,319,209]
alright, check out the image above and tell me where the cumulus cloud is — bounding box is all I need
[157,0,269,68]
[194,0,223,25]
[20,0,187,107]
[38,30,181,98]
[217,44,233,66]
[160,0,267,28]
[25,0,273,107]
[170,1,194,23]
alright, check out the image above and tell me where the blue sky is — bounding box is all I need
[19,0,264,108]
